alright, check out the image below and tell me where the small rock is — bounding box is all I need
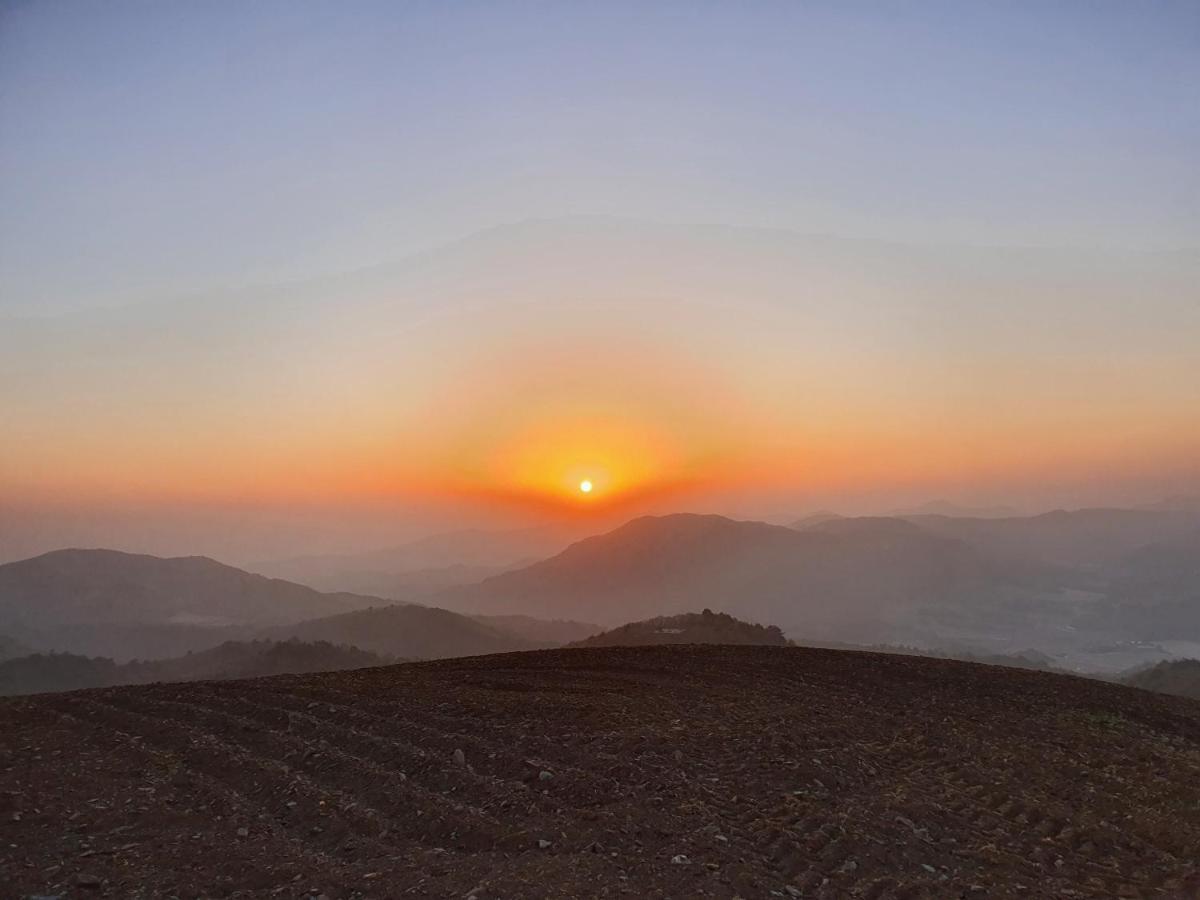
[453,748,466,767]
[537,839,552,850]
[538,770,553,782]
[671,854,690,865]
[75,874,102,889]
[920,863,936,875]
[236,827,249,838]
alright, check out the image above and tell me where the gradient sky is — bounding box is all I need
[1,1,1198,561]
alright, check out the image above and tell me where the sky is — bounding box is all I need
[1,1,1198,561]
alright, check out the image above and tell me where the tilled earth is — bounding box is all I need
[2,645,1200,899]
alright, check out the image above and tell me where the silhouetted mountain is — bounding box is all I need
[1125,659,1200,700]
[268,603,545,659]
[439,513,1046,639]
[901,508,1200,570]
[0,549,378,633]
[570,609,790,648]
[0,639,389,696]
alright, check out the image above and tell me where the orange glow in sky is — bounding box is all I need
[1,220,1197,541]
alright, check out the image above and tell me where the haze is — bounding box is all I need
[2,1,1198,564]
[7,6,1200,895]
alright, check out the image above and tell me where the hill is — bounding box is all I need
[267,603,546,659]
[571,610,790,648]
[0,639,389,696]
[0,549,585,663]
[1126,658,1200,701]
[2,645,1198,897]
[0,549,378,632]
[439,513,1051,639]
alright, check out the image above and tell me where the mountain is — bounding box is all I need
[0,549,378,632]
[900,508,1200,571]
[438,513,1048,639]
[1126,658,1200,700]
[6,645,1200,897]
[267,603,546,659]
[570,609,791,648]
[0,639,389,696]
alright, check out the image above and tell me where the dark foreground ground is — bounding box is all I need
[2,645,1199,899]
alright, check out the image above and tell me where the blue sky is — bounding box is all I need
[2,0,1197,314]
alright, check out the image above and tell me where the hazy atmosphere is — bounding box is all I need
[3,1,1198,564]
[2,4,1200,896]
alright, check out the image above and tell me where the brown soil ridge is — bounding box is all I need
[2,644,1199,899]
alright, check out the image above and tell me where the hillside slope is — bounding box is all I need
[0,549,377,630]
[0,639,390,696]
[1127,658,1200,700]
[3,646,1198,898]
[439,513,1050,636]
[268,603,543,659]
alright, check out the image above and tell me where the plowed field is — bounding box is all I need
[3,645,1199,898]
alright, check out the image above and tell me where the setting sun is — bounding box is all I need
[579,479,593,494]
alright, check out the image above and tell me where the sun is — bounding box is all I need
[578,479,593,494]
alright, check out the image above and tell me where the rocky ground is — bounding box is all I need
[2,645,1199,898]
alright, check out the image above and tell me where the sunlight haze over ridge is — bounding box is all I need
[0,1,1197,562]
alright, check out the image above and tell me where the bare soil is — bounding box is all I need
[2,645,1199,898]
